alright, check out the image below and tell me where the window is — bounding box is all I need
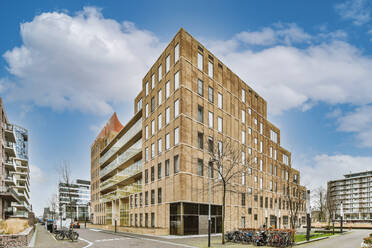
[208,87,214,103]
[158,114,162,130]
[174,127,179,145]
[197,132,204,149]
[140,213,143,227]
[151,189,155,204]
[145,169,148,183]
[248,108,252,115]
[270,147,272,158]
[242,89,246,102]
[208,60,213,78]
[242,151,245,165]
[145,147,149,161]
[145,191,148,206]
[260,178,263,190]
[254,214,258,221]
[242,110,245,123]
[174,155,179,173]
[174,43,179,62]
[270,130,278,143]
[197,79,203,96]
[208,112,213,128]
[218,164,222,180]
[270,164,273,174]
[283,154,289,165]
[198,159,204,176]
[260,196,263,208]
[218,93,223,109]
[242,193,246,206]
[254,157,257,163]
[241,130,245,144]
[218,141,223,156]
[248,167,252,175]
[198,105,204,123]
[137,98,143,111]
[165,107,170,124]
[145,213,148,227]
[217,117,223,132]
[158,89,162,106]
[248,188,252,195]
[165,81,170,99]
[158,139,162,154]
[275,165,278,176]
[166,55,170,73]
[151,97,155,113]
[248,208,252,214]
[208,137,214,153]
[165,159,170,176]
[151,166,155,182]
[254,118,258,125]
[145,104,149,118]
[151,143,155,158]
[151,120,155,136]
[165,133,170,150]
[274,149,277,160]
[254,138,257,144]
[265,197,268,208]
[197,52,203,70]
[174,71,179,90]
[140,193,143,207]
[158,188,162,203]
[151,74,155,89]
[248,128,252,135]
[145,125,149,140]
[260,123,263,135]
[260,141,263,153]
[259,160,263,171]
[158,64,162,81]
[151,213,155,228]
[145,82,149,96]
[270,181,273,191]
[174,99,179,118]
[242,172,246,185]
[209,161,214,178]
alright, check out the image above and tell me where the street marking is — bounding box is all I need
[89,229,102,232]
[79,237,93,248]
[95,237,130,242]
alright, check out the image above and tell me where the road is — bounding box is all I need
[76,228,195,248]
[298,229,371,248]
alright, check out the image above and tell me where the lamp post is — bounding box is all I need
[265,209,268,229]
[306,190,311,242]
[208,158,218,247]
[340,201,343,233]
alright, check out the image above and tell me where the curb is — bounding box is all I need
[295,236,329,245]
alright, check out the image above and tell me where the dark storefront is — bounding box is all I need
[170,202,222,235]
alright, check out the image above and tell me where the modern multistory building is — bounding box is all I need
[328,170,372,221]
[0,98,31,219]
[93,29,307,234]
[90,113,123,224]
[58,179,90,221]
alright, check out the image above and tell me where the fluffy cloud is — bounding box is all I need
[335,0,371,25]
[2,7,164,115]
[299,154,372,190]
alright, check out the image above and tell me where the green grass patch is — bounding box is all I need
[295,232,334,242]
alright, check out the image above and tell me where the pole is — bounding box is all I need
[208,173,211,247]
[115,219,117,233]
[340,202,343,233]
[306,190,311,241]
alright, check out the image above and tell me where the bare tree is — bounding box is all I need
[59,161,75,238]
[49,193,58,232]
[325,185,337,229]
[201,136,252,244]
[313,187,326,222]
[285,170,306,229]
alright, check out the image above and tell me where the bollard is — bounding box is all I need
[115,219,117,233]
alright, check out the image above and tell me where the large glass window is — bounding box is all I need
[158,163,162,179]
[242,89,246,102]
[151,166,155,181]
[145,82,149,96]
[151,143,155,158]
[158,138,162,154]
[151,97,155,112]
[158,188,162,203]
[151,190,155,204]
[151,119,155,136]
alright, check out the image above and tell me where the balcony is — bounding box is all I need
[100,118,142,166]
[4,158,16,171]
[100,160,142,191]
[100,140,142,179]
[5,175,16,186]
[4,141,16,157]
[11,201,30,211]
[100,183,142,202]
[0,186,21,203]
[3,123,16,142]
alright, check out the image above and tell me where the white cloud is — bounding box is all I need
[2,7,164,115]
[335,0,371,25]
[299,154,372,190]
[336,105,372,147]
[29,164,45,183]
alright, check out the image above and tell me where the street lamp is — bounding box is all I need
[208,158,218,247]
[306,190,311,242]
[265,209,268,229]
[340,201,343,233]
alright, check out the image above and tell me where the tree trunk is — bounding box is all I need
[222,184,226,244]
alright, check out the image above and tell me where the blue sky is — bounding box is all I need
[1,0,372,216]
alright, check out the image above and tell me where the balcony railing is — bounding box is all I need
[100,183,142,202]
[100,118,142,166]
[100,140,142,178]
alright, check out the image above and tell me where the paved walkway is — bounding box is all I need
[33,224,87,248]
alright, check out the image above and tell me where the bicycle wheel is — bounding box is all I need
[56,232,64,240]
[73,232,79,240]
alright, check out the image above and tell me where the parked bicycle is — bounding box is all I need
[55,228,79,241]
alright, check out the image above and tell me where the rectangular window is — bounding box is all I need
[248,108,252,115]
[198,159,204,176]
[145,82,149,96]
[174,43,179,63]
[158,163,162,179]
[198,105,204,123]
[166,55,170,73]
[248,128,252,135]
[254,118,258,125]
[137,98,143,111]
[151,166,155,182]
[260,178,263,190]
[242,110,245,123]
[242,130,245,144]
[208,87,214,103]
[260,141,263,153]
[242,172,246,185]
[158,138,162,154]
[242,89,246,102]
[151,143,155,158]
[165,107,170,124]
[145,125,149,140]
[208,60,213,78]
[145,169,148,183]
[208,111,213,128]
[218,141,223,156]
[208,137,213,153]
[174,155,179,173]
[274,149,277,160]
[145,104,149,118]
[248,188,252,195]
[217,117,223,132]
[158,89,162,106]
[260,196,263,208]
[174,127,179,145]
[254,214,258,221]
[270,130,278,143]
[174,99,179,118]
[242,193,246,206]
[260,160,263,171]
[151,97,155,112]
[158,188,162,203]
[145,147,149,162]
[145,191,148,206]
[283,154,289,165]
[260,123,263,135]
[151,189,155,204]
[270,147,272,158]
[165,159,170,176]
[218,93,223,109]
[140,213,143,227]
[151,74,155,89]
[209,161,213,178]
[174,71,179,90]
[270,181,273,191]
[197,79,203,96]
[248,208,252,214]
[158,64,162,81]
[165,81,170,99]
[265,197,268,208]
[151,119,155,136]
[197,52,203,70]
[197,132,204,149]
[140,193,143,207]
[145,213,148,227]
[158,114,162,130]
[151,213,155,228]
[165,133,170,150]
[242,151,245,165]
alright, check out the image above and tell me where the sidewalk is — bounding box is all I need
[33,224,87,248]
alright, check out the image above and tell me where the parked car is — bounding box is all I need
[46,219,56,232]
[71,221,80,229]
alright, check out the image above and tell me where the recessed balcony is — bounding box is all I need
[3,123,16,142]
[5,176,16,186]
[4,158,16,171]
[4,141,16,157]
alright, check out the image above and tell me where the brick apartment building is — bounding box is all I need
[0,98,31,220]
[91,29,306,234]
